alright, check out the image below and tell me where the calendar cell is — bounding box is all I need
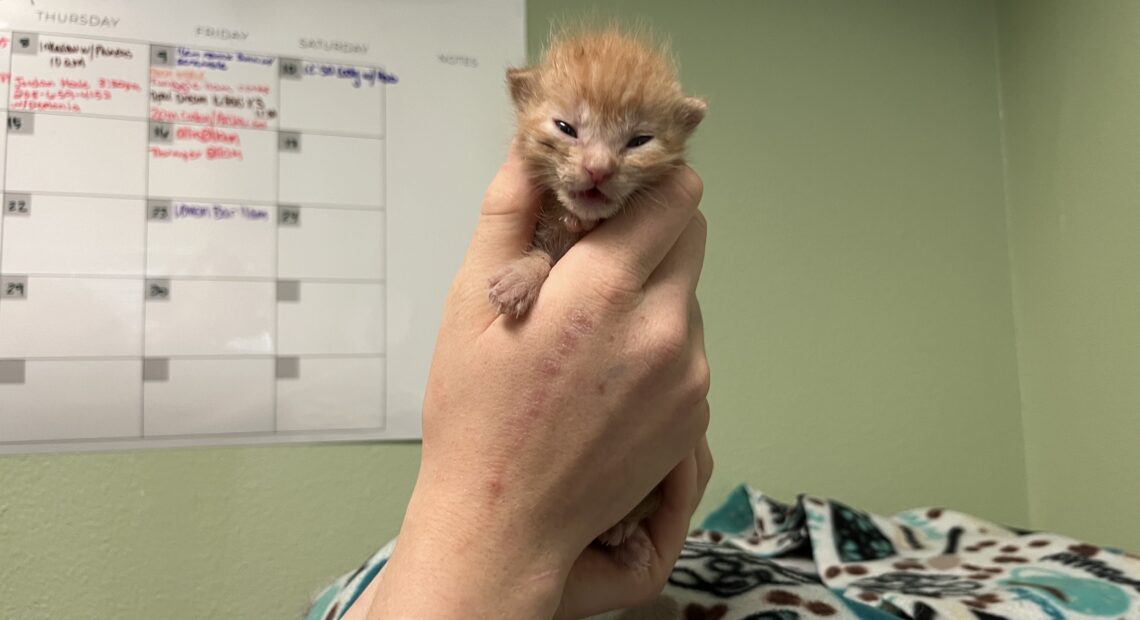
[148,124,276,202]
[0,33,7,208]
[277,282,384,355]
[277,357,384,431]
[9,34,148,117]
[146,201,275,277]
[143,358,275,436]
[0,277,143,357]
[278,60,384,136]
[277,207,384,280]
[0,124,6,214]
[278,134,383,207]
[1,32,11,110]
[144,279,275,356]
[1,195,145,275]
[149,46,279,130]
[0,360,142,442]
[5,114,147,195]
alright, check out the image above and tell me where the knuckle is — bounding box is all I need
[691,209,709,235]
[583,269,644,312]
[691,356,712,401]
[592,280,642,312]
[646,315,688,363]
[687,398,711,437]
[675,167,704,209]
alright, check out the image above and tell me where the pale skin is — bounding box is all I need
[343,144,712,620]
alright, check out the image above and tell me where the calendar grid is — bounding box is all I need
[2,273,385,284]
[0,109,383,139]
[10,353,386,362]
[140,42,152,437]
[272,50,281,433]
[0,27,397,91]
[0,34,13,292]
[0,190,385,211]
[1,28,389,445]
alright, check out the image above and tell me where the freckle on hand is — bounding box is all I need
[487,479,504,498]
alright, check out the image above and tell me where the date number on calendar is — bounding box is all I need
[7,113,34,134]
[1,277,28,299]
[4,195,31,216]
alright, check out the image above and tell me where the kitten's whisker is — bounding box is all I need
[537,140,565,155]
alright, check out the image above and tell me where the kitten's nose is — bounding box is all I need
[583,165,613,186]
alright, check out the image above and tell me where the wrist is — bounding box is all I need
[367,474,574,619]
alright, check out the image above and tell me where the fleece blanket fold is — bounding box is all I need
[306,485,1140,619]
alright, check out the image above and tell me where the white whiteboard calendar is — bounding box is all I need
[0,0,526,452]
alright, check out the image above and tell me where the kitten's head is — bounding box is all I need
[508,28,706,222]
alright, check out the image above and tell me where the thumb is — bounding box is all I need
[466,141,540,272]
[444,142,540,335]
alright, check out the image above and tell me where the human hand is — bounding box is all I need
[356,143,710,619]
[556,436,714,619]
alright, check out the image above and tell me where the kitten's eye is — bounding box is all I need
[627,135,653,148]
[554,120,578,138]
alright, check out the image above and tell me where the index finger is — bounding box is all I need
[569,166,703,289]
[645,450,700,580]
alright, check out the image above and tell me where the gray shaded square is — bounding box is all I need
[151,45,174,67]
[1,276,28,299]
[146,279,171,301]
[4,193,31,217]
[279,131,302,152]
[276,357,300,379]
[148,200,172,221]
[277,280,300,302]
[13,33,37,55]
[280,58,302,80]
[150,122,173,144]
[143,358,169,382]
[7,113,34,135]
[279,205,301,226]
[0,360,25,384]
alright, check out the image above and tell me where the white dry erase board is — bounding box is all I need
[0,0,525,453]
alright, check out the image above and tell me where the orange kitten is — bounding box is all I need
[488,27,706,318]
[489,28,706,568]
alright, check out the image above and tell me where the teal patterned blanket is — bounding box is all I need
[307,486,1140,619]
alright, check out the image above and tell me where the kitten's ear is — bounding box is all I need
[506,67,540,109]
[678,97,708,134]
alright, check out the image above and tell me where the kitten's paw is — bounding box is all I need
[488,256,551,318]
[597,519,641,548]
[608,526,655,571]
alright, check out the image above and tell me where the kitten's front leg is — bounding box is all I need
[488,250,553,318]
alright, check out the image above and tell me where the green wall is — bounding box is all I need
[537,0,1027,528]
[996,0,1140,552]
[11,1,1138,617]
[0,445,420,618]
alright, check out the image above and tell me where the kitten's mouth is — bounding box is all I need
[570,187,611,206]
